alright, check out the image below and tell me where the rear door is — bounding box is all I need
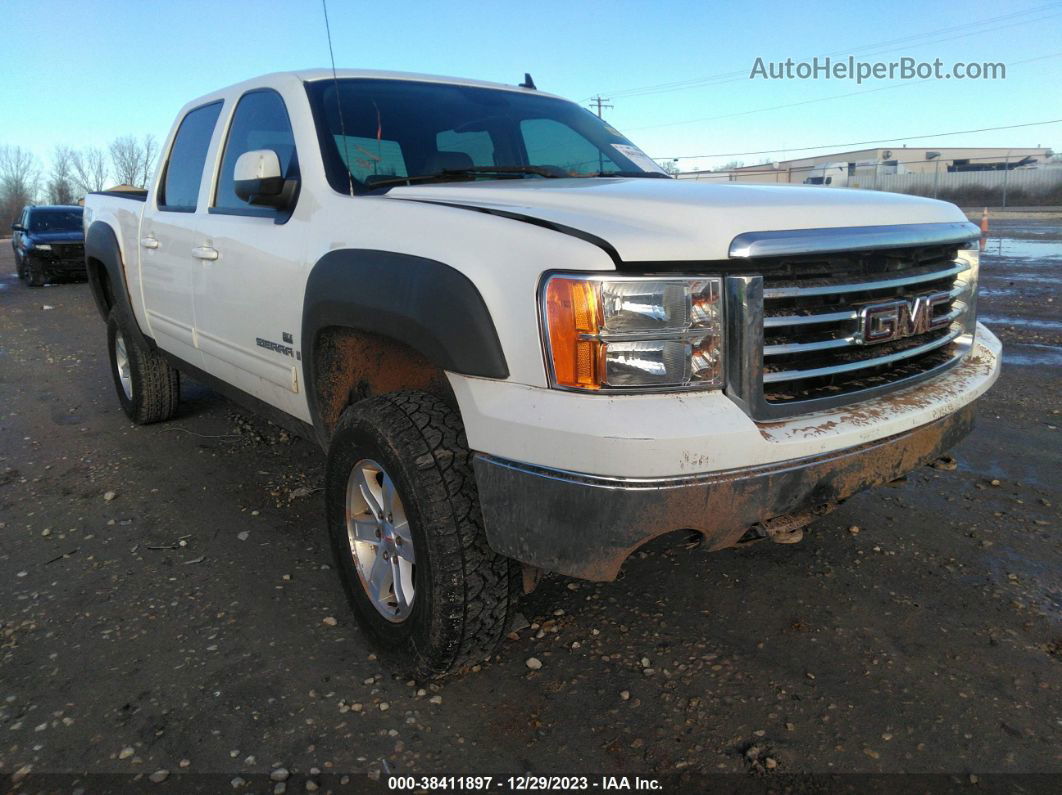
[139,101,223,365]
[191,88,309,419]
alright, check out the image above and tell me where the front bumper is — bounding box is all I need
[34,255,87,275]
[475,403,976,581]
[464,324,1001,581]
[26,254,87,278]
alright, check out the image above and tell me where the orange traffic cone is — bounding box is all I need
[980,207,989,235]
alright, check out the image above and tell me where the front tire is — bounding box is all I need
[106,309,180,424]
[26,257,45,287]
[326,391,520,679]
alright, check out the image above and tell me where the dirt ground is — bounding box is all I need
[1,222,1060,791]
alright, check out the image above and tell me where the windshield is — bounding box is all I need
[305,78,667,193]
[29,208,83,233]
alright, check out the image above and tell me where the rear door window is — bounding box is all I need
[160,101,223,211]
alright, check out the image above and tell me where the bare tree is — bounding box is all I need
[712,160,745,172]
[110,135,143,186]
[47,145,77,205]
[139,134,159,187]
[0,145,41,229]
[70,147,109,194]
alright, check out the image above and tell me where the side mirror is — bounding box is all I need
[233,149,297,210]
[11,223,24,232]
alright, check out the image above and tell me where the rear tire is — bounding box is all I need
[326,391,520,680]
[106,309,180,424]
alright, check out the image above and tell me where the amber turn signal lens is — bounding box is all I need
[545,277,602,389]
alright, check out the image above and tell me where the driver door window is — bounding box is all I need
[213,90,298,215]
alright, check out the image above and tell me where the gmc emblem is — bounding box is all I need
[858,292,952,345]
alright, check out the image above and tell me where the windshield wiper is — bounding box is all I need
[444,164,569,179]
[590,170,672,179]
[367,164,568,189]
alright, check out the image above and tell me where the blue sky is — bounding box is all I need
[2,0,1060,175]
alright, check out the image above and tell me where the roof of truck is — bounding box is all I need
[295,68,563,97]
[192,69,567,104]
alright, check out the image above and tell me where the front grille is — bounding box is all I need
[761,245,971,404]
[724,242,979,420]
[48,242,85,261]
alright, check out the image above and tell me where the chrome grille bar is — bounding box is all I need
[763,326,963,383]
[763,336,857,356]
[763,309,858,328]
[763,301,968,357]
[763,261,969,300]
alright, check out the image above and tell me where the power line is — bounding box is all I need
[600,4,1062,100]
[655,118,1062,161]
[588,95,613,118]
[625,51,1062,133]
[589,2,1062,101]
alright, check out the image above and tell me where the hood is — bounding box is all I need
[29,230,84,244]
[386,178,968,261]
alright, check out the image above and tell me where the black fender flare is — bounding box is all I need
[301,249,508,438]
[85,221,152,349]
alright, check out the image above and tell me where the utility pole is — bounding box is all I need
[926,151,941,199]
[1002,150,1012,209]
[587,96,613,173]
[588,95,613,118]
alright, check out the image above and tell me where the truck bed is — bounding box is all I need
[87,189,148,202]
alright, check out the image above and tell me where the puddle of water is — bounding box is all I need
[1003,343,1062,366]
[981,272,1054,284]
[981,237,1062,260]
[980,315,1062,331]
[979,287,1019,298]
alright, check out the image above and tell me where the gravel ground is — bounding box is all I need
[1,222,1060,790]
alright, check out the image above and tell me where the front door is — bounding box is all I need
[190,89,310,421]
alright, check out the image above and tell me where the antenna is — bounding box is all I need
[520,73,537,90]
[322,0,355,195]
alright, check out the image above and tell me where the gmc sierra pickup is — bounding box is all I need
[84,69,1000,678]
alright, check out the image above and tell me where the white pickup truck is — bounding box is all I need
[84,69,1000,678]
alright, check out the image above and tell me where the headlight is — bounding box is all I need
[541,274,724,392]
[33,243,52,251]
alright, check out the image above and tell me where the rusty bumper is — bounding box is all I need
[473,403,975,581]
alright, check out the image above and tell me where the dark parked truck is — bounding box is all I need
[12,205,86,286]
[82,69,1000,678]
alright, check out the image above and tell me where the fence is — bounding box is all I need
[680,166,1062,206]
[855,168,1062,202]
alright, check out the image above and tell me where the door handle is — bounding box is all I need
[140,236,159,249]
[192,246,219,261]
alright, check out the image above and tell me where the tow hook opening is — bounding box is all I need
[737,502,840,545]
